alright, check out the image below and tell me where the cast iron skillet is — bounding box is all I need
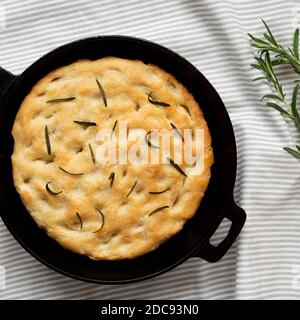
[0,36,246,284]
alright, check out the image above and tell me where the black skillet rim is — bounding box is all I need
[0,35,237,284]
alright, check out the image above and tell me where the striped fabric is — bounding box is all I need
[1,0,300,300]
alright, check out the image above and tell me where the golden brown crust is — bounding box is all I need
[11,57,213,260]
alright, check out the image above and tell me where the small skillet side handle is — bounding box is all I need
[0,67,16,103]
[195,197,246,262]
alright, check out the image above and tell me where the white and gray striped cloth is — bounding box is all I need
[1,0,300,300]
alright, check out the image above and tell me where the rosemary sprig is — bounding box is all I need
[167,157,187,177]
[127,180,137,197]
[170,122,184,142]
[47,97,75,103]
[111,120,118,138]
[58,166,84,176]
[45,182,62,195]
[180,104,191,117]
[249,20,300,74]
[109,172,115,187]
[68,210,105,233]
[145,131,160,149]
[149,205,169,217]
[149,188,170,194]
[93,209,105,233]
[73,121,97,127]
[96,79,107,107]
[76,212,83,230]
[148,92,170,107]
[88,143,96,164]
[44,125,51,156]
[249,20,300,160]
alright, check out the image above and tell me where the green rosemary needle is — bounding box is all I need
[109,172,115,187]
[167,157,187,177]
[145,131,160,149]
[47,97,75,103]
[88,143,96,164]
[58,166,84,176]
[73,121,97,127]
[93,209,105,233]
[148,92,170,107]
[249,20,300,160]
[96,78,107,107]
[76,212,83,230]
[44,125,51,156]
[149,206,169,217]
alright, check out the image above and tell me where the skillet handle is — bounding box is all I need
[195,198,246,262]
[0,67,16,103]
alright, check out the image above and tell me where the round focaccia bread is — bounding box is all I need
[11,57,213,260]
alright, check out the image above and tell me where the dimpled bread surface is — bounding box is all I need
[11,57,213,260]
